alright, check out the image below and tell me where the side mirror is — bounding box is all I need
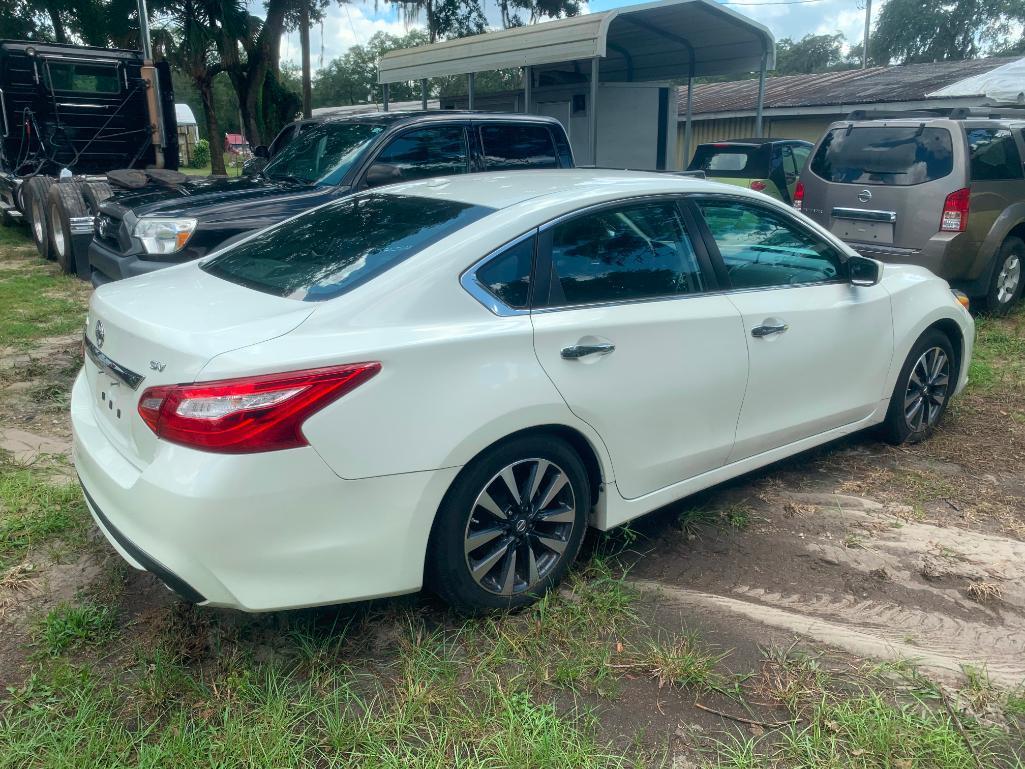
[848,254,881,287]
[252,145,269,159]
[241,157,267,177]
[364,162,402,187]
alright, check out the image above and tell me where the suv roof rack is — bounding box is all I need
[845,106,1025,122]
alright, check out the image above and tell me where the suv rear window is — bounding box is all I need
[810,126,954,186]
[480,124,558,170]
[688,145,770,178]
[202,194,493,301]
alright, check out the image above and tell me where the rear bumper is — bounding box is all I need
[847,232,985,293]
[70,371,459,611]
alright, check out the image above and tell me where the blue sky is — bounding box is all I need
[278,0,877,72]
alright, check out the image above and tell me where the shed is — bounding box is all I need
[378,0,774,170]
[674,57,1025,166]
[174,104,200,166]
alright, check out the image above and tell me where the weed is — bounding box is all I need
[0,463,86,570]
[637,633,728,693]
[35,601,116,656]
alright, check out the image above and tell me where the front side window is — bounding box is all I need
[262,121,385,186]
[373,126,469,181]
[810,126,954,186]
[202,194,493,301]
[474,236,535,309]
[479,124,558,170]
[967,127,1024,181]
[547,201,705,306]
[697,200,842,289]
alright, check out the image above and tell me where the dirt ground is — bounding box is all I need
[1,227,1023,766]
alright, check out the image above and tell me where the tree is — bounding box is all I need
[773,33,847,74]
[497,0,580,28]
[312,30,429,107]
[872,0,1025,63]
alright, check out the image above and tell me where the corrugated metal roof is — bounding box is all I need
[678,58,1022,115]
[379,0,775,84]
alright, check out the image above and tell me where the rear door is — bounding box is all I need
[802,124,959,252]
[529,198,748,500]
[691,196,893,460]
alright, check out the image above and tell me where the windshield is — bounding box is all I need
[810,126,954,186]
[262,122,385,186]
[201,193,494,301]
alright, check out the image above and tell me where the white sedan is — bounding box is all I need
[71,171,974,612]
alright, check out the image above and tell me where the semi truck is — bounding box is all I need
[0,27,179,279]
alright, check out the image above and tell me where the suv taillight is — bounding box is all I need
[138,363,380,453]
[793,180,805,212]
[941,188,970,232]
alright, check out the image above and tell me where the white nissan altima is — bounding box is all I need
[72,170,974,612]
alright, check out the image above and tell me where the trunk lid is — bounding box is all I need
[83,265,314,467]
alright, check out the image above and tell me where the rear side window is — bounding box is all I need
[375,126,469,181]
[546,201,705,306]
[811,126,954,186]
[475,236,535,309]
[480,124,558,170]
[689,145,770,178]
[202,194,493,301]
[967,128,1024,181]
[552,129,574,167]
[43,60,120,94]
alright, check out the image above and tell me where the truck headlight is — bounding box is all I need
[133,218,197,255]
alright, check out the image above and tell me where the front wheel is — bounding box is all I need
[983,236,1024,316]
[427,436,590,613]
[880,329,956,445]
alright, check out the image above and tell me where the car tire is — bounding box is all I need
[880,329,957,445]
[427,435,590,613]
[23,176,56,260]
[81,181,114,215]
[983,236,1024,316]
[48,183,88,274]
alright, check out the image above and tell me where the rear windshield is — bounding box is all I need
[688,145,770,178]
[202,194,493,301]
[810,126,954,186]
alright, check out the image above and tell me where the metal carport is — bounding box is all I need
[378,0,775,167]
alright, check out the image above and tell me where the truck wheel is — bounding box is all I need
[82,182,114,215]
[48,183,88,275]
[24,176,56,260]
[983,236,1024,316]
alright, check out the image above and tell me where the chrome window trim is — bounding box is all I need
[832,207,897,223]
[0,88,8,137]
[460,230,536,317]
[84,334,144,390]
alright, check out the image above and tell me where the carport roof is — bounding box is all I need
[377,0,775,85]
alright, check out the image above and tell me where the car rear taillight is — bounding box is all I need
[793,180,805,211]
[940,188,970,232]
[138,363,380,453]
[749,180,767,192]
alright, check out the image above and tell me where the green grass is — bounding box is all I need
[0,227,87,348]
[0,463,87,571]
[34,602,116,656]
[179,153,243,177]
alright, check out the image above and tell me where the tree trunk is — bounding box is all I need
[47,4,68,43]
[300,3,311,118]
[199,79,227,176]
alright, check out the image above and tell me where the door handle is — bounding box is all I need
[751,323,788,338]
[561,342,615,359]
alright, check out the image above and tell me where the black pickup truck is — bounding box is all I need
[90,111,574,285]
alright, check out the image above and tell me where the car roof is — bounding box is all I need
[698,138,808,147]
[371,169,756,211]
[313,110,564,128]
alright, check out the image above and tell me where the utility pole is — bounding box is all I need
[300,3,312,118]
[862,0,872,69]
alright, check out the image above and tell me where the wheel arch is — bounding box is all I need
[926,317,965,381]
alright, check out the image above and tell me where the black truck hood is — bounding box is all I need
[109,176,344,225]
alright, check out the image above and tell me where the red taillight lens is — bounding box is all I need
[793,180,805,211]
[749,180,767,192]
[941,187,970,232]
[137,363,380,453]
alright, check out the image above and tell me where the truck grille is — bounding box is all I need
[95,213,121,248]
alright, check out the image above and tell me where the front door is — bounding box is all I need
[529,198,749,500]
[692,196,894,461]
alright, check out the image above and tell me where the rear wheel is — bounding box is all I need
[983,236,1024,316]
[881,329,956,445]
[48,183,88,274]
[427,435,590,613]
[23,176,56,260]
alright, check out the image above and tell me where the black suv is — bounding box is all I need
[89,111,574,285]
